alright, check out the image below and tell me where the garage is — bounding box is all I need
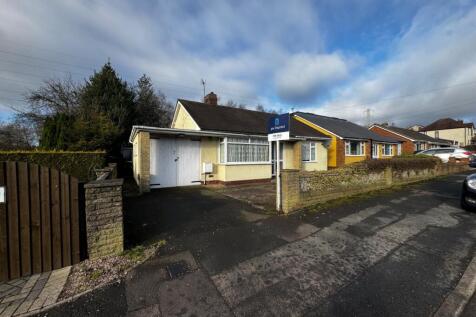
[149,138,201,188]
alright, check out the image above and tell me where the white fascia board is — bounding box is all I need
[129,126,268,143]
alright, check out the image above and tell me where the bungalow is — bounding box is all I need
[293,112,402,168]
[369,124,452,154]
[130,93,330,191]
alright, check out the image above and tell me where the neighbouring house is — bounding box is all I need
[130,92,331,191]
[408,124,424,132]
[369,124,452,154]
[293,112,402,168]
[420,118,475,147]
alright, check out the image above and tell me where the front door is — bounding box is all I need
[150,138,201,188]
[372,143,379,159]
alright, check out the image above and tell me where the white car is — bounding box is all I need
[419,148,473,163]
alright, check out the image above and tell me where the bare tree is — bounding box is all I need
[0,117,36,150]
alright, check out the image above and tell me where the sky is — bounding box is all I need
[0,0,476,127]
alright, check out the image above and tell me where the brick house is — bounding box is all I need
[420,118,475,147]
[369,124,452,154]
[293,112,402,168]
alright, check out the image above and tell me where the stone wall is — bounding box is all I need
[281,161,469,214]
[84,179,124,259]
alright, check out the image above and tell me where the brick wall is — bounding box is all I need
[281,161,468,214]
[84,179,124,259]
[370,126,414,154]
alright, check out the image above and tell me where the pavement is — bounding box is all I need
[34,171,476,316]
[0,267,70,317]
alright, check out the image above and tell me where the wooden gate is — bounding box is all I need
[0,161,84,282]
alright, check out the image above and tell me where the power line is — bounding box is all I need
[335,79,476,112]
[0,49,95,71]
[0,58,90,77]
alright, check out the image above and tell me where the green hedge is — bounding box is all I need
[0,151,105,181]
[359,156,440,172]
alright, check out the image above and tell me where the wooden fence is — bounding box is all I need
[0,161,84,282]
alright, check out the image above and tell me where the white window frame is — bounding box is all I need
[218,137,270,165]
[345,140,365,156]
[382,143,393,156]
[397,143,402,155]
[301,141,317,162]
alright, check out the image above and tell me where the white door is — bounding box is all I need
[150,138,177,188]
[150,138,201,188]
[372,143,379,159]
[177,139,201,186]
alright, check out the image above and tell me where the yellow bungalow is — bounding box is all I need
[293,112,402,168]
[130,93,331,192]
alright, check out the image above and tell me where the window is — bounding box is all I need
[345,141,365,156]
[382,144,393,156]
[397,143,402,155]
[219,137,269,164]
[301,142,316,162]
[435,131,439,138]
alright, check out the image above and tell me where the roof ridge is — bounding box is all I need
[178,99,275,115]
[295,111,348,122]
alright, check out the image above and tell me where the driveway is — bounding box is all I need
[37,172,476,316]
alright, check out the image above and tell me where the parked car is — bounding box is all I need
[419,148,472,163]
[461,173,476,211]
[470,154,476,167]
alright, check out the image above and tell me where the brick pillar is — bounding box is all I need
[138,132,150,193]
[293,142,302,170]
[281,169,300,214]
[84,179,124,259]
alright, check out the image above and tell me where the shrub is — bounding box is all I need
[0,150,105,181]
[359,156,440,172]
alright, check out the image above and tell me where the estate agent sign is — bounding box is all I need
[268,113,290,141]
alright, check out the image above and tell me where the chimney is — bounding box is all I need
[204,92,217,105]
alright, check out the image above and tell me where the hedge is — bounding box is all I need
[358,155,440,172]
[0,151,105,181]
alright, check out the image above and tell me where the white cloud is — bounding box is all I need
[305,3,476,126]
[275,52,353,103]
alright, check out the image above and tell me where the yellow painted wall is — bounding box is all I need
[344,155,366,164]
[302,142,328,171]
[424,127,474,146]
[222,164,272,181]
[375,143,399,159]
[171,103,200,130]
[293,116,338,167]
[199,137,272,182]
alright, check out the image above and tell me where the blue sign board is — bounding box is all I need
[268,113,290,134]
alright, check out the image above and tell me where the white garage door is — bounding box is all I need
[150,138,201,188]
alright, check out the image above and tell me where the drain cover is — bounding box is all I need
[166,261,189,280]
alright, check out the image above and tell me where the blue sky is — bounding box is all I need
[1,0,476,126]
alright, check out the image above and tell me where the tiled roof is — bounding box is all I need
[420,118,474,131]
[177,99,330,139]
[372,124,451,144]
[294,112,400,143]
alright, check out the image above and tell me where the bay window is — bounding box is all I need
[219,137,269,164]
[301,142,316,162]
[345,141,365,156]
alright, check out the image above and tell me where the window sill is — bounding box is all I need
[219,162,271,166]
[345,154,366,157]
[302,160,317,163]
